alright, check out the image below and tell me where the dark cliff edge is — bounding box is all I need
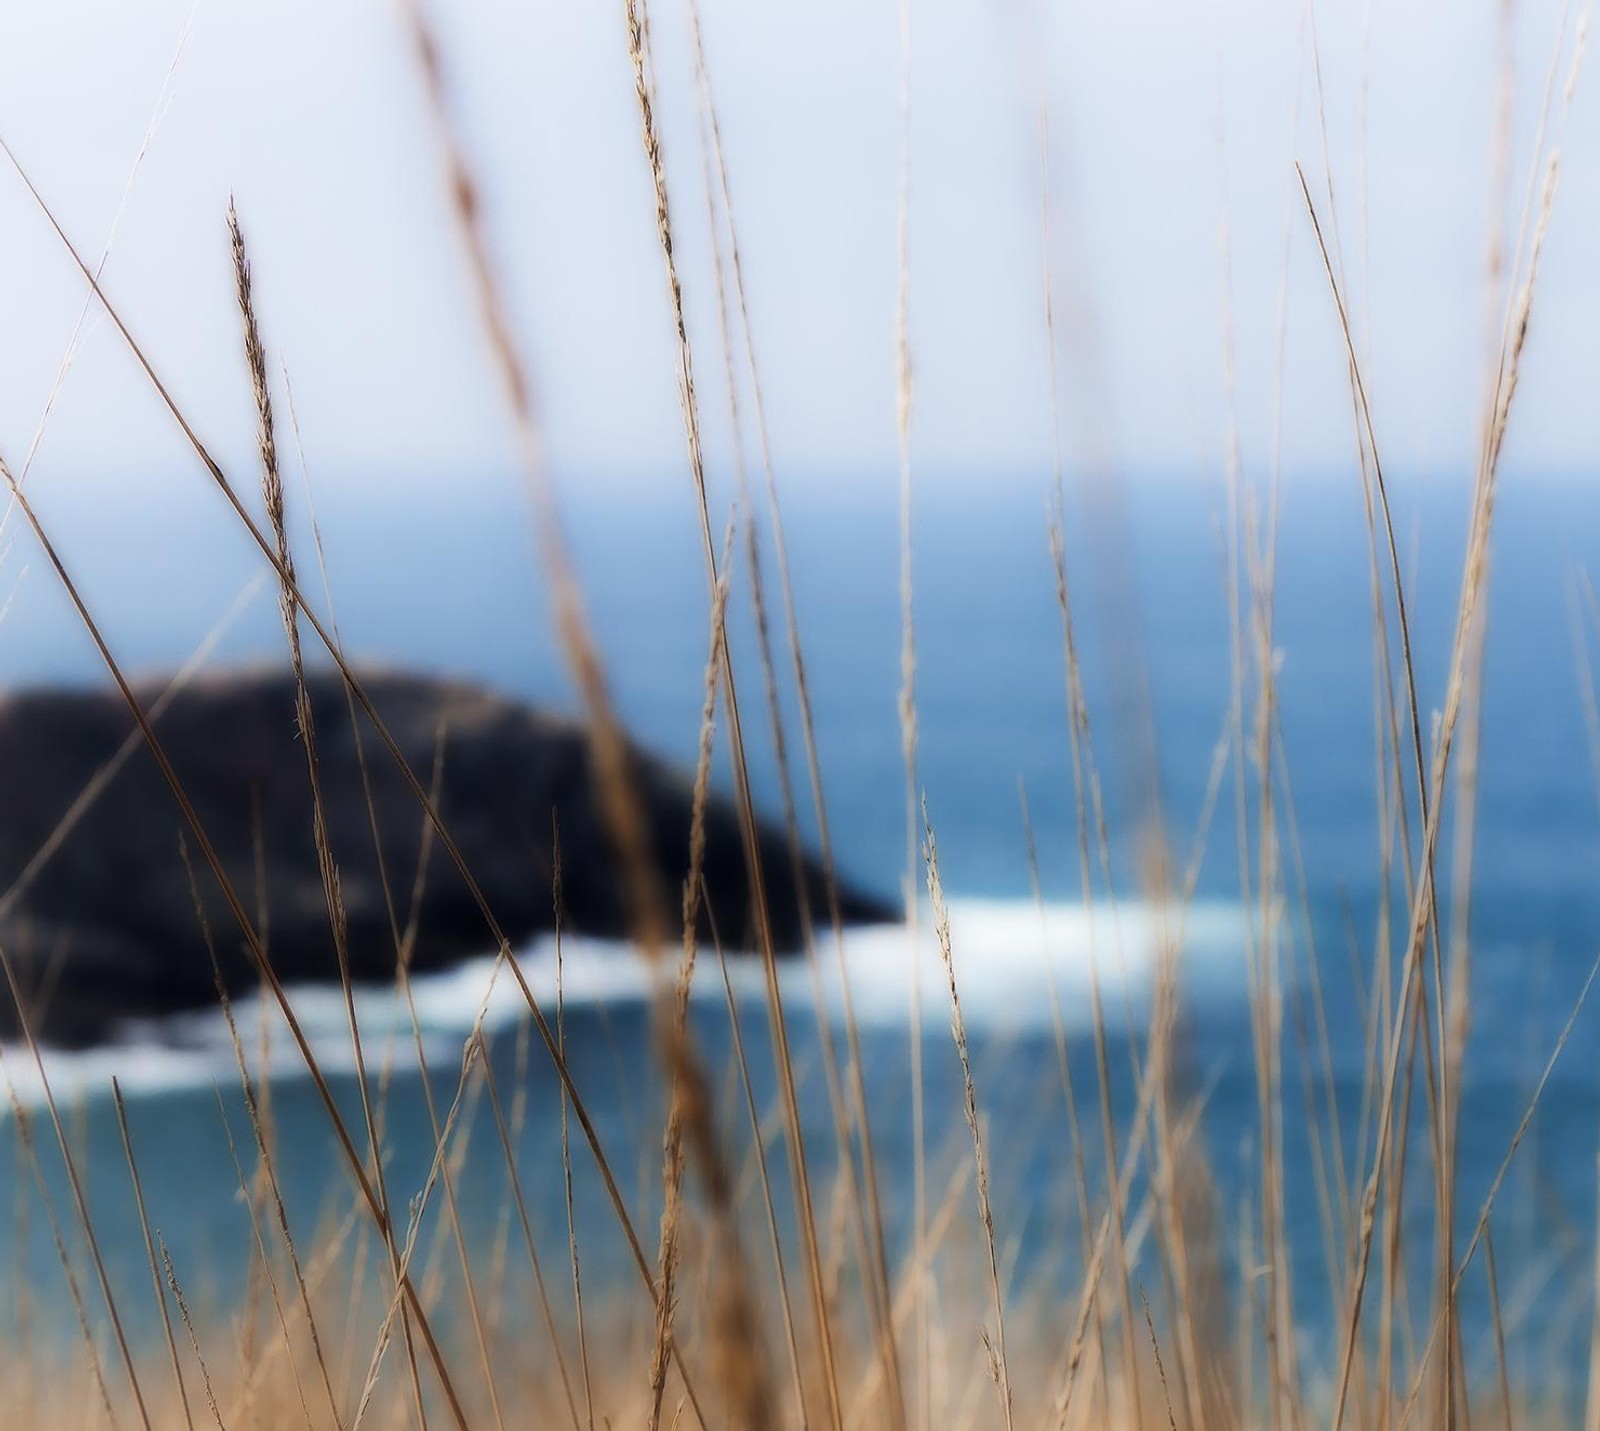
[0,668,898,1047]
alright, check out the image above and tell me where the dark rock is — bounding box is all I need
[0,668,897,1046]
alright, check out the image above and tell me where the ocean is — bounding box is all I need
[2,468,1598,1406]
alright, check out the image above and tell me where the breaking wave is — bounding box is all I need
[0,895,1247,1113]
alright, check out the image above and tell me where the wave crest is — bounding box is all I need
[0,896,1246,1113]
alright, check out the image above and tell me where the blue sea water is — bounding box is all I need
[2,468,1598,1404]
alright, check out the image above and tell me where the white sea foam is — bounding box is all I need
[0,896,1246,1115]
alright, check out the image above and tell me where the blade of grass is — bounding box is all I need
[230,199,439,1431]
[922,799,1013,1430]
[112,1080,196,1431]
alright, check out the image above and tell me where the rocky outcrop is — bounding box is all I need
[0,668,896,1046]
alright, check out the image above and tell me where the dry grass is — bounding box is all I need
[0,3,1597,1429]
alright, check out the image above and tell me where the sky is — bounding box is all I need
[0,0,1595,516]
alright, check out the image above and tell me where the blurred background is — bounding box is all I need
[2,0,1600,1421]
[1,0,1596,502]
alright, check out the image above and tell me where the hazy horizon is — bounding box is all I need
[0,0,1594,515]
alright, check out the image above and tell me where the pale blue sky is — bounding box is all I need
[0,0,1594,512]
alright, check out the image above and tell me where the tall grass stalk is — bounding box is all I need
[620,1,879,1425]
